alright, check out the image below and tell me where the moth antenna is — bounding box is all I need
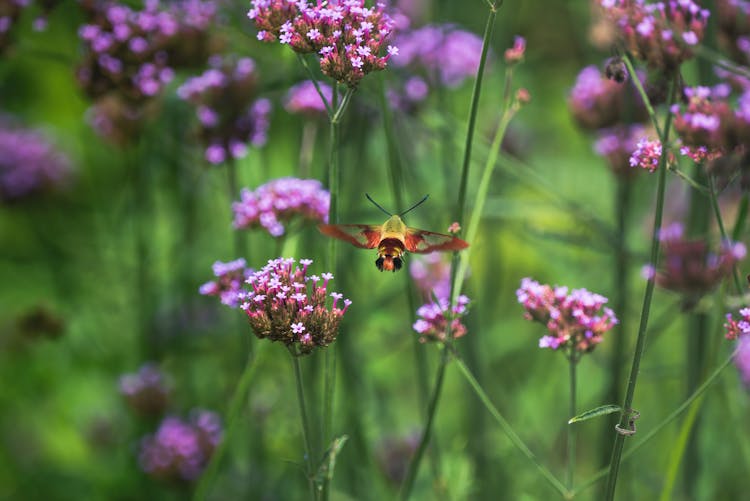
[399,194,429,217]
[366,193,392,216]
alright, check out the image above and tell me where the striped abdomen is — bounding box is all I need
[375,237,406,272]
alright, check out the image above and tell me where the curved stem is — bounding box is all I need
[604,70,678,500]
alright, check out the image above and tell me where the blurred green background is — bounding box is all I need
[1,1,749,500]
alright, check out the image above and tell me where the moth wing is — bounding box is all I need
[404,228,469,253]
[318,224,382,249]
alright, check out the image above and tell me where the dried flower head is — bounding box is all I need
[284,80,333,118]
[249,0,397,87]
[232,177,329,237]
[568,64,645,130]
[178,56,271,164]
[516,278,618,354]
[654,222,746,299]
[412,295,470,343]
[199,258,253,308]
[238,257,350,355]
[601,0,710,71]
[0,121,73,202]
[119,363,170,417]
[138,409,222,483]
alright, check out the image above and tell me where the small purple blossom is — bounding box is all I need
[629,137,663,172]
[284,80,333,117]
[517,278,617,354]
[232,177,329,237]
[119,363,170,417]
[413,295,470,343]
[199,258,253,308]
[725,307,750,340]
[593,124,647,177]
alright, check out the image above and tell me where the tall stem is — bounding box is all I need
[708,174,743,292]
[567,355,577,490]
[292,351,318,501]
[604,71,678,501]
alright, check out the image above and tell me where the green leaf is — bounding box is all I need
[568,405,622,424]
[316,434,349,483]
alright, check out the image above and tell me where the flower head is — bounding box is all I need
[284,80,333,118]
[119,363,170,417]
[138,409,222,482]
[725,307,750,340]
[409,252,451,301]
[232,177,329,237]
[199,258,254,307]
[412,295,470,343]
[517,278,617,354]
[568,64,646,130]
[236,257,350,355]
[735,334,750,388]
[672,86,733,162]
[629,137,664,172]
[594,124,648,177]
[504,35,526,64]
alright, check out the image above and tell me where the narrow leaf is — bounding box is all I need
[568,405,622,424]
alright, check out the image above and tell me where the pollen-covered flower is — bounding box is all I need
[0,121,73,202]
[138,409,222,483]
[568,64,646,130]
[199,258,253,307]
[412,295,470,343]
[516,278,617,353]
[177,56,271,165]
[594,124,648,177]
[119,363,170,417]
[249,0,397,87]
[601,0,710,71]
[284,80,333,118]
[237,257,350,355]
[724,307,750,340]
[655,222,746,299]
[232,177,329,237]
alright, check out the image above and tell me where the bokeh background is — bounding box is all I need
[1,0,749,500]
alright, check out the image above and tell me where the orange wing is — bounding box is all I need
[404,228,469,253]
[319,224,382,249]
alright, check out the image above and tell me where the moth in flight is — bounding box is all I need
[319,194,469,272]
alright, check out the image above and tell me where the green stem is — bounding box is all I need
[572,348,738,497]
[604,69,678,500]
[695,45,750,80]
[452,352,569,497]
[732,193,749,241]
[567,356,577,490]
[296,54,334,119]
[621,56,663,138]
[667,165,709,194]
[193,348,264,501]
[291,351,318,501]
[708,174,744,294]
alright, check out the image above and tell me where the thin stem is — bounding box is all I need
[452,352,569,497]
[567,356,577,490]
[732,193,749,241]
[573,348,738,497]
[296,54,334,119]
[398,347,450,501]
[604,71,678,500]
[708,174,744,294]
[291,351,318,501]
[667,165,709,194]
[622,56,664,138]
[193,348,264,501]
[696,45,750,80]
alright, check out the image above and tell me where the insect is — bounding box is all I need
[319,194,469,272]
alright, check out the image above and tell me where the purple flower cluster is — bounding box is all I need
[409,252,451,301]
[178,56,271,165]
[594,124,648,176]
[516,278,618,353]
[119,363,170,417]
[724,307,750,340]
[237,257,351,355]
[568,65,645,130]
[629,137,664,172]
[716,0,750,62]
[601,0,710,71]
[248,0,398,87]
[0,122,73,202]
[232,177,329,237]
[138,409,222,482]
[199,258,253,308]
[672,86,733,162]
[284,80,333,118]
[653,222,746,298]
[412,295,470,343]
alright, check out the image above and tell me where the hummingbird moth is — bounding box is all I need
[319,194,469,272]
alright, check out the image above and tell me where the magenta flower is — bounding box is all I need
[412,295,470,343]
[199,258,254,308]
[504,35,526,64]
[232,177,329,237]
[594,124,648,177]
[0,122,73,202]
[178,56,271,165]
[517,278,618,354]
[735,335,750,388]
[138,409,222,483]
[284,80,333,118]
[724,308,750,340]
[238,257,351,355]
[672,86,732,162]
[568,64,645,130]
[119,363,170,417]
[629,137,663,172]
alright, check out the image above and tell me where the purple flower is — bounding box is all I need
[119,363,170,416]
[232,177,329,237]
[284,80,333,117]
[517,278,617,354]
[138,409,222,483]
[0,122,73,201]
[735,335,750,387]
[413,295,470,343]
[568,64,645,130]
[593,124,647,177]
[629,137,663,172]
[409,252,452,301]
[725,307,750,340]
[199,258,253,307]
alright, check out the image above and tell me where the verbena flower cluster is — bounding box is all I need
[630,137,665,172]
[248,0,398,87]
[199,258,253,308]
[649,222,746,299]
[236,258,351,355]
[672,85,733,162]
[594,124,648,176]
[600,0,710,71]
[284,80,333,118]
[119,363,170,417]
[568,64,646,130]
[232,177,329,237]
[724,307,750,340]
[0,122,73,202]
[516,278,618,353]
[177,56,271,165]
[138,409,222,483]
[412,295,470,343]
